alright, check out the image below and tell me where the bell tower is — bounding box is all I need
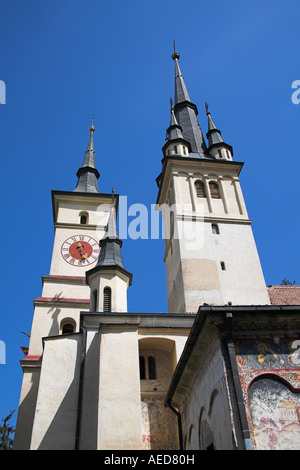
[13,122,132,450]
[156,50,270,313]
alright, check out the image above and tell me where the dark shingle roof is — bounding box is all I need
[172,53,208,157]
[74,126,100,193]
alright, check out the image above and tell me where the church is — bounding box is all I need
[13,49,300,451]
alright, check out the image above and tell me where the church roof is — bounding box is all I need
[205,103,224,146]
[268,285,300,305]
[97,207,125,269]
[86,206,133,285]
[74,123,100,193]
[171,50,208,157]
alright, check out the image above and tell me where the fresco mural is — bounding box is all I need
[248,377,300,450]
[141,397,178,450]
[234,338,300,450]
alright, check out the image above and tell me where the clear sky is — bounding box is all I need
[0,0,299,428]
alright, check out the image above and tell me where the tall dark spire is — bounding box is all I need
[74,119,100,193]
[171,49,207,157]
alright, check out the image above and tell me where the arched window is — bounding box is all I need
[174,145,178,154]
[62,323,74,334]
[148,356,156,379]
[80,212,88,224]
[103,287,111,312]
[61,319,76,335]
[195,180,206,198]
[209,182,221,199]
[211,223,219,234]
[139,356,146,380]
[93,289,98,311]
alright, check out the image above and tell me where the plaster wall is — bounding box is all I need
[181,341,236,450]
[41,278,90,300]
[163,165,269,311]
[13,367,41,450]
[97,325,143,450]
[30,334,82,450]
[89,271,129,312]
[28,304,85,356]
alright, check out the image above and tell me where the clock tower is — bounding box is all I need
[13,123,132,449]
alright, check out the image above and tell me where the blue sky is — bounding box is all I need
[0,0,299,427]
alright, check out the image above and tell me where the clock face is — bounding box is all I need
[61,235,100,267]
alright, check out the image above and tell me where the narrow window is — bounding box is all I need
[183,146,186,155]
[103,287,111,312]
[220,261,226,271]
[62,323,74,334]
[139,356,146,380]
[218,149,222,159]
[195,180,206,198]
[80,212,88,224]
[209,182,221,199]
[93,289,98,311]
[148,356,156,379]
[211,223,219,234]
[174,145,178,154]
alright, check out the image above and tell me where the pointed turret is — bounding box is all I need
[171,49,208,157]
[205,103,233,161]
[96,207,129,273]
[85,206,132,313]
[162,99,191,157]
[74,121,100,193]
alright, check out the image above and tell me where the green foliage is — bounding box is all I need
[0,410,15,450]
[281,278,296,286]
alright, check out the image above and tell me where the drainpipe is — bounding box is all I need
[75,326,87,450]
[225,312,252,450]
[166,400,183,450]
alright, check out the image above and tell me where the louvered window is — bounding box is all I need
[93,289,98,311]
[103,287,111,312]
[195,180,206,198]
[209,182,221,199]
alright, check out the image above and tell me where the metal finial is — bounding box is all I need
[112,187,115,203]
[205,102,210,116]
[170,97,173,112]
[89,114,95,132]
[171,40,180,61]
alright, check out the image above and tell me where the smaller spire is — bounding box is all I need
[205,103,233,159]
[167,99,184,141]
[162,98,191,157]
[205,102,224,146]
[74,120,100,193]
[86,206,133,285]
